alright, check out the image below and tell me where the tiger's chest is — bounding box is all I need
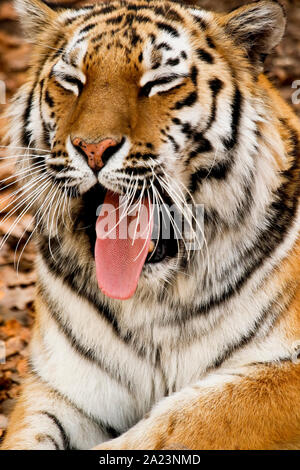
[34,250,286,434]
[34,255,227,432]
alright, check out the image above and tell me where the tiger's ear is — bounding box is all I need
[223,0,286,66]
[14,0,57,39]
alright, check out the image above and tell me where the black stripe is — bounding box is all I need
[189,159,230,192]
[48,164,67,173]
[166,57,180,67]
[36,433,60,450]
[104,425,120,439]
[167,134,180,152]
[205,77,224,130]
[134,14,151,23]
[190,65,198,86]
[106,15,123,25]
[122,166,152,176]
[197,48,214,64]
[79,23,97,34]
[126,4,148,11]
[124,13,134,26]
[39,412,70,450]
[156,346,169,396]
[130,29,142,47]
[198,160,230,180]
[189,133,213,161]
[209,77,223,96]
[45,90,54,108]
[177,120,193,138]
[223,86,242,151]
[53,71,84,95]
[156,22,179,37]
[173,91,197,110]
[128,151,158,160]
[39,79,50,149]
[99,5,117,15]
[192,16,207,30]
[48,175,70,185]
[152,60,161,70]
[156,42,172,51]
[22,84,36,147]
[139,74,184,98]
[61,75,84,95]
[63,15,81,26]
[206,36,216,49]
[41,118,51,148]
[39,78,44,107]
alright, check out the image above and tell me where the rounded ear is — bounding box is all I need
[14,0,57,39]
[223,0,286,67]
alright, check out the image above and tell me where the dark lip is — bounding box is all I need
[145,205,179,264]
[145,237,178,264]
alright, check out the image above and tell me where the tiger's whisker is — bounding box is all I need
[0,178,51,251]
[0,162,47,184]
[0,172,50,213]
[0,145,49,153]
[14,180,53,272]
[0,173,50,221]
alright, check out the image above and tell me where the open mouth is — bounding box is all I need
[89,186,178,300]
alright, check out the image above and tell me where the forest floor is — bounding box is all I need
[0,0,300,441]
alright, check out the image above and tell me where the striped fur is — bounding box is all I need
[2,0,300,450]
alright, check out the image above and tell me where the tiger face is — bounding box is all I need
[11,0,286,299]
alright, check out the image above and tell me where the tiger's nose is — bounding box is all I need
[72,137,118,171]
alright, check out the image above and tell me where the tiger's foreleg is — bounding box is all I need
[1,374,107,450]
[94,362,300,450]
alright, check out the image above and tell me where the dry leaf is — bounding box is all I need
[5,336,25,358]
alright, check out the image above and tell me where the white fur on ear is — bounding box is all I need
[14,0,56,38]
[224,0,286,64]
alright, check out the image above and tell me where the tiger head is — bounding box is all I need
[10,0,286,300]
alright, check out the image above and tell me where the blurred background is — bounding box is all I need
[0,0,299,439]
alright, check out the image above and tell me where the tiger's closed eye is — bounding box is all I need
[52,60,86,97]
[53,71,84,96]
[139,74,188,98]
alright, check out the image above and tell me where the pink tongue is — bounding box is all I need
[95,191,153,300]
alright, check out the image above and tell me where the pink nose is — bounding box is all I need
[72,137,118,171]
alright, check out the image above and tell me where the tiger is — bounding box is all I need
[1,0,300,450]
